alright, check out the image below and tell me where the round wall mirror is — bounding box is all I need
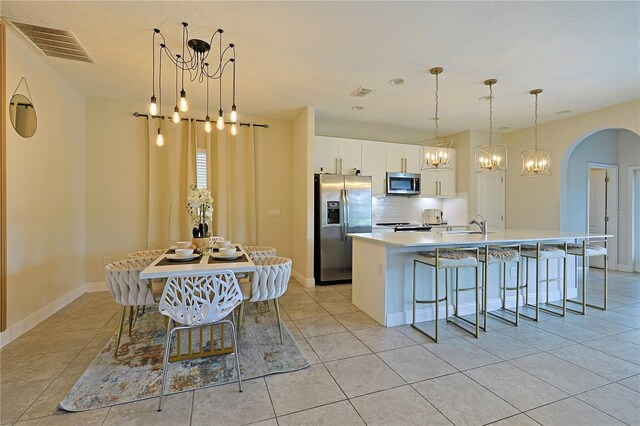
[9,94,37,138]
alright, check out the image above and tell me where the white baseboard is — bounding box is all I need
[385,287,577,327]
[292,269,315,288]
[0,282,109,349]
[84,281,106,292]
[616,264,633,273]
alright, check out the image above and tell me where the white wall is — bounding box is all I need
[291,107,315,285]
[505,100,640,231]
[85,98,148,283]
[4,28,86,331]
[565,130,618,234]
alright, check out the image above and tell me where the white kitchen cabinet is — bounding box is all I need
[361,140,387,195]
[386,143,421,173]
[421,149,456,197]
[403,144,421,173]
[386,143,405,172]
[314,136,361,175]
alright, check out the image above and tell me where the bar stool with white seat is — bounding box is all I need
[564,238,608,312]
[520,242,568,321]
[479,244,522,328]
[412,247,480,343]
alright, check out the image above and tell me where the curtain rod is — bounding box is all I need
[132,112,269,128]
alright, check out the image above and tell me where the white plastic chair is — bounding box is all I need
[238,256,291,344]
[127,249,166,259]
[157,271,244,411]
[104,256,160,357]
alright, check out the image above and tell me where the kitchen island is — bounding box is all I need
[350,229,610,326]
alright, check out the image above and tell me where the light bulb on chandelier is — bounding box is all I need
[230,123,238,136]
[149,96,158,116]
[172,106,180,124]
[179,90,188,112]
[216,110,225,130]
[156,128,164,146]
[230,105,237,123]
[204,116,212,133]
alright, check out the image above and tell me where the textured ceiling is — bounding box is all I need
[2,1,639,137]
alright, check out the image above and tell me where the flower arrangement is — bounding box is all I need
[187,185,213,238]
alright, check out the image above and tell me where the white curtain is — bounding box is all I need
[207,124,257,245]
[146,117,256,248]
[146,118,197,248]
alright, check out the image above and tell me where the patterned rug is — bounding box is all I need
[60,302,310,411]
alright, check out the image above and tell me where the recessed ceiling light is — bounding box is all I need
[478,95,493,101]
[352,106,364,111]
[389,78,405,86]
[498,126,510,130]
[556,110,571,114]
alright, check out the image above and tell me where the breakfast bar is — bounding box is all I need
[350,229,611,326]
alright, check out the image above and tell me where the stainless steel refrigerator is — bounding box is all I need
[314,174,372,284]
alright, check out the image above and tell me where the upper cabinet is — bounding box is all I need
[361,140,387,195]
[386,143,421,173]
[314,136,361,175]
[314,136,456,198]
[421,149,456,197]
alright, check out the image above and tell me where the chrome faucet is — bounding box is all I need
[469,215,488,235]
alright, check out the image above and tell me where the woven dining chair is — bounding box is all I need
[104,256,160,357]
[243,245,277,261]
[157,270,244,411]
[237,256,292,344]
[127,249,166,259]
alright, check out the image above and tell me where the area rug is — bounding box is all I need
[59,302,310,411]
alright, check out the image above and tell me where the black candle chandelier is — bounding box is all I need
[149,22,237,146]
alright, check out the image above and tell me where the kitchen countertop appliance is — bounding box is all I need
[424,209,444,225]
[314,174,372,284]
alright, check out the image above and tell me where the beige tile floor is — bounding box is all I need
[1,269,639,425]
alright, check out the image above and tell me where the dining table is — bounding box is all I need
[139,244,255,362]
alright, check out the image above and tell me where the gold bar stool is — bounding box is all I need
[479,244,522,328]
[565,238,608,312]
[412,247,480,343]
[520,243,568,321]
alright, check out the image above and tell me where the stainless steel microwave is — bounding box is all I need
[386,172,421,195]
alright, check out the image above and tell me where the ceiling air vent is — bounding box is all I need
[6,20,94,63]
[350,87,374,97]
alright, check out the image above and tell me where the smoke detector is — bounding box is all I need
[350,87,374,97]
[6,19,94,63]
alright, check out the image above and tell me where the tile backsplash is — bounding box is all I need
[372,195,468,225]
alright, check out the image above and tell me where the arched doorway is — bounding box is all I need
[560,128,640,272]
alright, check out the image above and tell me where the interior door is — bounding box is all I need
[635,169,640,272]
[589,169,607,268]
[476,173,505,231]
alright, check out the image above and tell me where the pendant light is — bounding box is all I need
[204,63,212,133]
[521,89,551,176]
[172,54,181,123]
[421,67,453,171]
[155,41,164,146]
[475,79,507,173]
[148,22,238,136]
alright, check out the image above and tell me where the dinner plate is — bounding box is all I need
[166,254,200,261]
[211,253,243,260]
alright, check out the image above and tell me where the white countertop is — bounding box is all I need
[350,229,612,247]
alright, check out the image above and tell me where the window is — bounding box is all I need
[196,149,207,189]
